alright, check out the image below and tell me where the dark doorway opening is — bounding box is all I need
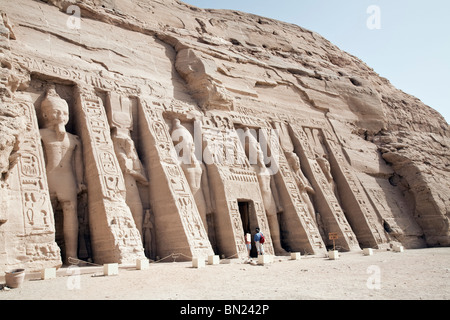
[238,201,257,258]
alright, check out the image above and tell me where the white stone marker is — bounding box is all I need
[363,248,374,256]
[393,245,404,252]
[290,252,301,260]
[136,258,149,270]
[208,255,220,265]
[103,263,119,276]
[257,254,272,265]
[328,250,339,260]
[192,257,205,268]
[41,268,56,280]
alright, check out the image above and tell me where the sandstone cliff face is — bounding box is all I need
[0,0,448,272]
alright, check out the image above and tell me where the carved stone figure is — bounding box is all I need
[112,128,148,239]
[285,151,317,222]
[1,0,449,273]
[243,127,265,168]
[171,119,214,233]
[316,153,338,199]
[244,127,287,255]
[77,190,92,261]
[175,48,234,111]
[143,208,154,259]
[39,85,85,263]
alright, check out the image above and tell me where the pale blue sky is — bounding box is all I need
[184,1,450,124]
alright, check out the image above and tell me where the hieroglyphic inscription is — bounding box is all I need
[253,200,274,255]
[261,126,326,253]
[227,200,247,256]
[202,113,248,170]
[16,56,146,95]
[16,98,55,235]
[77,88,145,262]
[79,91,126,201]
[105,202,143,249]
[163,99,201,118]
[324,134,388,245]
[232,106,274,128]
[201,113,274,256]
[139,97,213,256]
[140,99,179,165]
[290,125,359,250]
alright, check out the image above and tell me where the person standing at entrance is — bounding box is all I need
[245,232,252,258]
[254,227,264,255]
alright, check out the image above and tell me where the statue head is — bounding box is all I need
[171,119,197,165]
[41,86,69,130]
[173,118,180,125]
[315,152,328,161]
[286,151,300,171]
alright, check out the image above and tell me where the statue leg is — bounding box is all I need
[125,175,144,241]
[265,199,289,256]
[61,200,79,262]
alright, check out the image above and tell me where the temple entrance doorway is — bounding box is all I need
[238,200,258,258]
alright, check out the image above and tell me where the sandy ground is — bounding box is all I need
[1,248,449,301]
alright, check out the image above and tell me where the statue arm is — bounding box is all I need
[129,150,148,186]
[114,141,148,186]
[124,158,149,186]
[305,184,315,195]
[116,152,129,173]
[317,158,333,183]
[298,169,315,195]
[129,168,149,186]
[73,137,85,193]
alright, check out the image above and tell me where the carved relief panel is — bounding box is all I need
[106,91,150,255]
[78,90,127,201]
[324,131,388,247]
[288,124,360,251]
[200,112,275,257]
[75,87,145,263]
[0,93,63,269]
[291,122,388,249]
[260,126,326,254]
[139,97,213,258]
[16,96,56,236]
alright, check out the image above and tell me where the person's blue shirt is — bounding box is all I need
[254,232,263,242]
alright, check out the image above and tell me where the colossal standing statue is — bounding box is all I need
[285,151,317,223]
[112,128,148,239]
[171,119,214,233]
[244,127,287,255]
[40,85,85,263]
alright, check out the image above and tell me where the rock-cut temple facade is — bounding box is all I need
[0,0,449,273]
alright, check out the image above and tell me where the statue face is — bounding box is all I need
[285,152,299,170]
[173,119,181,127]
[43,100,69,127]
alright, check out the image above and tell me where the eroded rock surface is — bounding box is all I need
[0,0,448,273]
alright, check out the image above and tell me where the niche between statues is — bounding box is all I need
[166,115,219,254]
[99,90,155,260]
